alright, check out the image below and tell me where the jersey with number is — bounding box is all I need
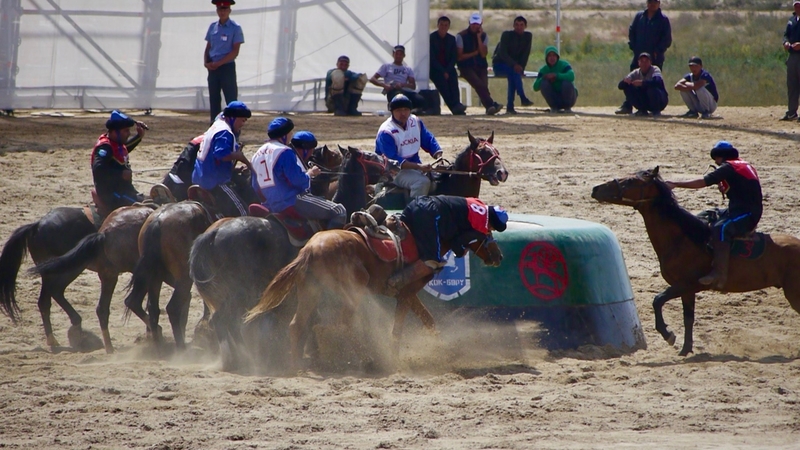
[250,141,309,212]
[193,120,237,190]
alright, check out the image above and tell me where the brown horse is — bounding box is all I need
[244,229,503,369]
[23,205,154,352]
[591,167,800,355]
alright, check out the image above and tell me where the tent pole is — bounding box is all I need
[556,0,561,53]
[479,0,483,17]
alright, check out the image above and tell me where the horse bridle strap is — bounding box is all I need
[468,142,501,176]
[614,177,656,206]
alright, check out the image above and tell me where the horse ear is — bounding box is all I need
[467,130,477,147]
[348,146,361,154]
[487,131,494,144]
[338,145,348,156]
[653,166,660,176]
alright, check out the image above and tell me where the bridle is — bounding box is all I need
[336,151,388,186]
[467,141,502,179]
[613,176,657,207]
[473,233,500,266]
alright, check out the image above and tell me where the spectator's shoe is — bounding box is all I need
[779,112,798,121]
[549,107,558,113]
[520,98,534,107]
[560,108,574,114]
[486,103,502,115]
[506,107,517,114]
[452,104,468,115]
[701,112,712,119]
[680,110,699,118]
[615,105,633,115]
[652,111,662,118]
[634,110,649,117]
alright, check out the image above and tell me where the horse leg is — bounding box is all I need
[95,273,118,354]
[653,285,684,348]
[288,285,320,370]
[36,283,60,349]
[679,293,696,356]
[391,296,411,354]
[165,283,192,351]
[146,283,163,344]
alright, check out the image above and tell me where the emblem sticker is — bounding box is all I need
[424,250,471,301]
[518,241,569,301]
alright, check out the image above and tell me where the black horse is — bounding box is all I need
[189,147,392,371]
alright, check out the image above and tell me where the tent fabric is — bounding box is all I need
[0,0,429,112]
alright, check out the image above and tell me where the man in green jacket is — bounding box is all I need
[533,46,577,113]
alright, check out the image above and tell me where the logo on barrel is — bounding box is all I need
[518,241,569,301]
[423,250,470,301]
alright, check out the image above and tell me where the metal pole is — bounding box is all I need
[556,0,561,54]
[479,0,483,17]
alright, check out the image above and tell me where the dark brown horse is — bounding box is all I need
[190,148,393,371]
[3,206,153,352]
[244,229,503,369]
[592,167,800,355]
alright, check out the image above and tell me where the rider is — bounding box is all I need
[162,134,203,202]
[251,120,347,229]
[375,94,444,199]
[192,100,253,217]
[666,140,762,288]
[92,110,149,211]
[386,195,508,295]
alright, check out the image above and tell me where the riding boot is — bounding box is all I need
[384,260,435,297]
[332,94,347,116]
[347,94,363,116]
[699,239,731,289]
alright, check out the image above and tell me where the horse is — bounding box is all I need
[375,131,509,208]
[244,229,504,370]
[591,167,800,356]
[189,147,393,371]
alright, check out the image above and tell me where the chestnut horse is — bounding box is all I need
[592,167,800,355]
[244,229,504,369]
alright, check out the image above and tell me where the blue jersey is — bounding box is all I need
[683,69,719,102]
[193,121,236,190]
[251,141,310,212]
[205,19,244,63]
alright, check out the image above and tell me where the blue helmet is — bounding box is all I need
[291,131,317,150]
[223,101,251,119]
[268,117,295,139]
[488,206,508,232]
[105,110,136,130]
[710,140,739,160]
[389,94,413,111]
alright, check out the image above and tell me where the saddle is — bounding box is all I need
[348,212,419,269]
[248,204,322,247]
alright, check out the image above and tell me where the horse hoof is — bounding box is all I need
[678,347,693,357]
[665,331,676,346]
[67,326,104,353]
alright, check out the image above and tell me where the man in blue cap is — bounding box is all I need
[375,94,443,199]
[193,100,254,217]
[666,141,762,288]
[205,0,244,125]
[251,119,347,229]
[385,195,508,296]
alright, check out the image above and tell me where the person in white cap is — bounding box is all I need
[456,13,502,115]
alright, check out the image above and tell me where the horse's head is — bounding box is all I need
[464,131,509,186]
[469,233,503,268]
[309,144,343,172]
[591,166,664,206]
[338,145,392,185]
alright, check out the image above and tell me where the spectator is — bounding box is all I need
[618,53,668,117]
[674,56,719,119]
[369,45,427,113]
[325,55,367,117]
[533,46,577,113]
[492,16,534,114]
[782,0,800,121]
[616,0,671,115]
[204,0,244,125]
[375,94,443,199]
[430,16,467,115]
[457,13,502,115]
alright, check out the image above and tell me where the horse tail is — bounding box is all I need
[0,222,38,323]
[188,229,217,312]
[29,233,105,282]
[244,251,309,324]
[122,222,164,322]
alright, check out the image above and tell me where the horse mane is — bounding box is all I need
[646,171,711,245]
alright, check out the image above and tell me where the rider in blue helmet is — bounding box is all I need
[666,140,762,289]
[251,122,347,229]
[192,100,255,217]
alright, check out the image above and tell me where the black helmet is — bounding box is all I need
[389,94,413,111]
[710,140,739,160]
[223,101,252,119]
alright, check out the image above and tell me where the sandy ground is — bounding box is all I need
[1,105,800,449]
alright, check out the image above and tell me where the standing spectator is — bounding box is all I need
[618,52,668,117]
[674,56,719,119]
[325,55,367,117]
[782,0,800,121]
[616,0,671,115]
[492,16,534,114]
[369,45,428,113]
[457,13,502,115]
[430,16,467,115]
[533,46,578,113]
[204,0,244,125]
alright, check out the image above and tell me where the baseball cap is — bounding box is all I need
[469,13,482,25]
[393,45,405,52]
[688,56,703,66]
[337,55,350,63]
[638,52,652,60]
[794,1,800,5]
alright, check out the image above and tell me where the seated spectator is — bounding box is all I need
[617,52,668,117]
[430,16,467,115]
[457,13,502,115]
[325,55,367,116]
[674,56,719,119]
[533,46,577,113]
[369,45,427,113]
[491,15,534,114]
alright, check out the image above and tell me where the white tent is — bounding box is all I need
[0,0,429,112]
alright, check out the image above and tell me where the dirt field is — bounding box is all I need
[1,105,799,449]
